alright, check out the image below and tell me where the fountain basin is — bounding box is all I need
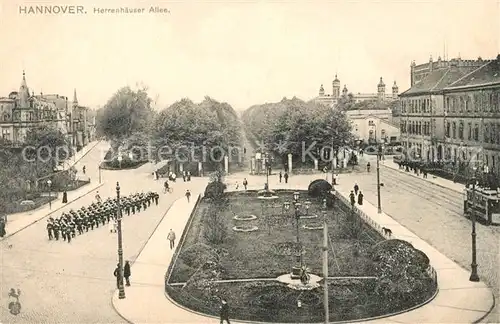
[233,214,258,221]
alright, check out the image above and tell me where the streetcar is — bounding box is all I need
[463,186,500,225]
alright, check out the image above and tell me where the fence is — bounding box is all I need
[332,190,438,284]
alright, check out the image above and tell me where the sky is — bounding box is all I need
[0,0,498,111]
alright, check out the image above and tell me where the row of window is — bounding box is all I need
[445,121,500,144]
[445,92,500,113]
[401,98,433,114]
[400,120,432,136]
[400,91,500,114]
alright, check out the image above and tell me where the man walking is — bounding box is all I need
[220,298,230,324]
[279,171,282,183]
[357,191,364,205]
[124,260,131,286]
[167,229,176,250]
[284,172,289,184]
[349,190,356,206]
[354,183,359,195]
[185,189,191,203]
[243,178,248,190]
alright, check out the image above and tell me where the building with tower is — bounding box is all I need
[0,71,89,148]
[314,75,399,107]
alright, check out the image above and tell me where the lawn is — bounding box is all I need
[166,189,437,322]
[170,190,384,282]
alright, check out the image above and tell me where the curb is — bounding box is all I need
[380,163,462,193]
[110,290,134,324]
[2,183,104,239]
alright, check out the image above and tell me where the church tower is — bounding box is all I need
[18,71,30,108]
[73,88,78,107]
[392,81,399,99]
[377,77,386,101]
[332,74,340,98]
[342,85,348,97]
[319,84,325,96]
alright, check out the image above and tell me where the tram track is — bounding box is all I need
[381,168,464,214]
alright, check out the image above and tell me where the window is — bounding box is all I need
[368,120,374,126]
[484,124,490,143]
[458,121,464,140]
[452,122,456,138]
[468,122,472,140]
[381,129,386,138]
[473,124,479,141]
[445,122,450,137]
[446,97,450,111]
[2,128,10,140]
[465,98,470,111]
[369,130,374,139]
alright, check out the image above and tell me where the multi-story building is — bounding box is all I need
[347,111,400,144]
[0,71,89,148]
[314,75,399,107]
[400,55,500,176]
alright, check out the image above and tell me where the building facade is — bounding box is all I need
[314,75,399,107]
[348,113,400,144]
[400,55,500,176]
[0,71,89,148]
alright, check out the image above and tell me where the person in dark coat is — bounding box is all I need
[113,264,121,288]
[354,184,359,195]
[62,191,68,203]
[284,172,289,184]
[185,190,191,203]
[220,298,230,324]
[357,191,364,205]
[124,261,131,286]
[0,218,6,238]
[279,172,282,183]
[349,190,355,206]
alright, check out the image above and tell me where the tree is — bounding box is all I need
[25,124,71,170]
[336,93,355,110]
[96,86,154,145]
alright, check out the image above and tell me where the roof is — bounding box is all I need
[445,60,500,90]
[400,66,477,96]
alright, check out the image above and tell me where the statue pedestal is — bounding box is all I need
[276,273,322,291]
[291,266,301,279]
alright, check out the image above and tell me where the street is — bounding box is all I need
[0,143,204,323]
[343,157,499,322]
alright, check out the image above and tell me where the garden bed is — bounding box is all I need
[166,278,437,323]
[2,195,58,214]
[166,189,437,322]
[100,160,149,170]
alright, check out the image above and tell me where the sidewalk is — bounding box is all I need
[334,180,494,323]
[112,172,494,324]
[1,181,103,240]
[363,155,464,193]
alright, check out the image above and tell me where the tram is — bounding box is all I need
[463,186,500,225]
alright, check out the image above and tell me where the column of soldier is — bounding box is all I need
[45,191,160,242]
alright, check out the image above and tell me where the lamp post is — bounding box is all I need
[283,201,290,215]
[116,182,126,299]
[321,200,329,324]
[293,192,302,268]
[469,173,480,282]
[265,153,270,190]
[118,155,123,169]
[304,200,311,216]
[376,141,383,214]
[47,179,52,209]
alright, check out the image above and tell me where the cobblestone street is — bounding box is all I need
[0,144,206,323]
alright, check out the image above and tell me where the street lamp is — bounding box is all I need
[47,179,52,209]
[265,153,270,190]
[116,182,126,298]
[283,201,290,215]
[294,201,303,268]
[376,141,384,214]
[304,200,311,216]
[293,191,300,202]
[469,172,480,282]
[118,155,123,169]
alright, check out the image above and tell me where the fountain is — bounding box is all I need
[257,189,279,200]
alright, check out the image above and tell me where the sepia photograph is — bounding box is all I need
[0,0,498,323]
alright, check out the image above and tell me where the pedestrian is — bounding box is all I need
[357,191,364,205]
[349,190,355,206]
[279,171,282,183]
[182,171,186,182]
[185,189,191,203]
[167,229,176,250]
[62,191,68,204]
[187,171,191,181]
[284,172,289,184]
[366,162,371,172]
[423,168,428,178]
[243,178,248,190]
[113,263,121,288]
[46,220,53,240]
[124,261,131,286]
[82,166,86,174]
[220,298,231,324]
[354,183,359,195]
[0,218,6,238]
[235,181,239,190]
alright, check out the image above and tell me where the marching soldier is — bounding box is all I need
[47,220,53,240]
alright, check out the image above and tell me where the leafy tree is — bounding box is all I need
[96,86,154,146]
[25,124,71,170]
[336,93,355,110]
